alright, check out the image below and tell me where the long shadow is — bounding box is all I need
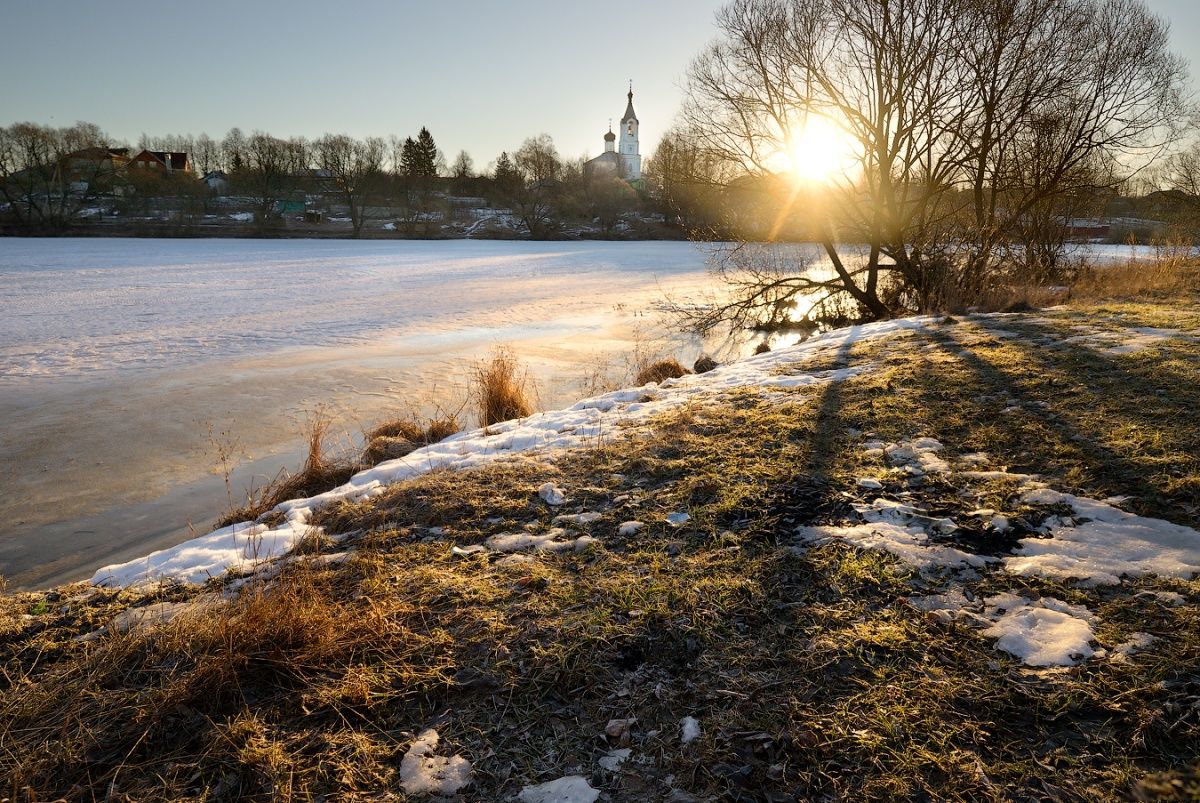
[922,316,1200,524]
[799,329,863,482]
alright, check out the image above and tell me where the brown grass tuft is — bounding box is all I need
[473,347,534,427]
[361,416,460,466]
[1069,258,1195,302]
[636,358,689,386]
[218,411,356,528]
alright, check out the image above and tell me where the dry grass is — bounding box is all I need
[361,415,459,466]
[473,347,534,427]
[217,411,357,528]
[1069,258,1197,303]
[4,298,1200,800]
[635,358,689,386]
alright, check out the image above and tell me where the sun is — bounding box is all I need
[788,115,859,184]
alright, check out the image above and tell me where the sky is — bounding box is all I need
[0,0,1196,169]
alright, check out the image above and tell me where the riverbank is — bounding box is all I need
[0,239,726,588]
[3,283,1199,800]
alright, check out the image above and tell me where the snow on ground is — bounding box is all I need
[981,594,1097,667]
[397,729,472,797]
[518,776,600,803]
[834,433,1199,667]
[1054,325,1193,356]
[797,497,991,573]
[680,716,702,745]
[1007,488,1200,585]
[89,317,935,587]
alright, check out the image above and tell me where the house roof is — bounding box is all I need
[133,150,190,170]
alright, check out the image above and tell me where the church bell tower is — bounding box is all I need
[618,83,641,180]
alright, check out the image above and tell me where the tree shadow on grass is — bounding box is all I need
[921,317,1199,525]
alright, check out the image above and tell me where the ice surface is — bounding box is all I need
[0,239,714,380]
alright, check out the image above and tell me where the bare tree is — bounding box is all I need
[235,132,306,222]
[193,133,221,176]
[0,121,119,230]
[451,150,474,179]
[511,134,564,238]
[678,0,1189,324]
[317,134,385,236]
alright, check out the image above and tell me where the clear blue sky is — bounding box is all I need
[0,0,1195,168]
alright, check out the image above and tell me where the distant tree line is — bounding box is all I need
[0,121,658,239]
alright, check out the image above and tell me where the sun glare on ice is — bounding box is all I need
[789,115,859,184]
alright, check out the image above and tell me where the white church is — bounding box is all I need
[585,85,641,181]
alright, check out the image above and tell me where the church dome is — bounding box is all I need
[604,129,616,142]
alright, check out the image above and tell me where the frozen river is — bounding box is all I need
[0,238,722,588]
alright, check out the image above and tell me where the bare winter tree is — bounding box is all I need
[451,150,474,179]
[677,0,1189,326]
[193,133,221,176]
[0,121,119,230]
[317,134,385,236]
[236,132,306,222]
[511,134,564,238]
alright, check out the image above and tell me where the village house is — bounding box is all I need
[126,150,193,176]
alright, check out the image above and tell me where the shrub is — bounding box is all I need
[636,359,689,386]
[218,410,356,528]
[362,416,460,466]
[474,348,534,427]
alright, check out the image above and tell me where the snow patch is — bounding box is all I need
[398,729,472,797]
[554,512,602,527]
[1007,489,1200,585]
[484,529,597,554]
[518,776,600,803]
[680,716,701,744]
[982,594,1096,667]
[539,483,567,506]
[618,520,645,536]
[598,748,632,771]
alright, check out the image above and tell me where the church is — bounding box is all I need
[584,85,641,181]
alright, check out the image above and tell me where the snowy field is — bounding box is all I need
[0,239,724,587]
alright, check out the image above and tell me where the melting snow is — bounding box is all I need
[598,748,632,771]
[1111,632,1156,663]
[798,497,990,572]
[518,776,600,803]
[680,716,702,744]
[539,483,567,506]
[1007,489,1200,586]
[398,729,472,797]
[484,529,597,554]
[981,594,1096,667]
[666,512,691,528]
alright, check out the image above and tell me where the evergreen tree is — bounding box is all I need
[493,151,521,196]
[399,137,420,178]
[414,127,438,178]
